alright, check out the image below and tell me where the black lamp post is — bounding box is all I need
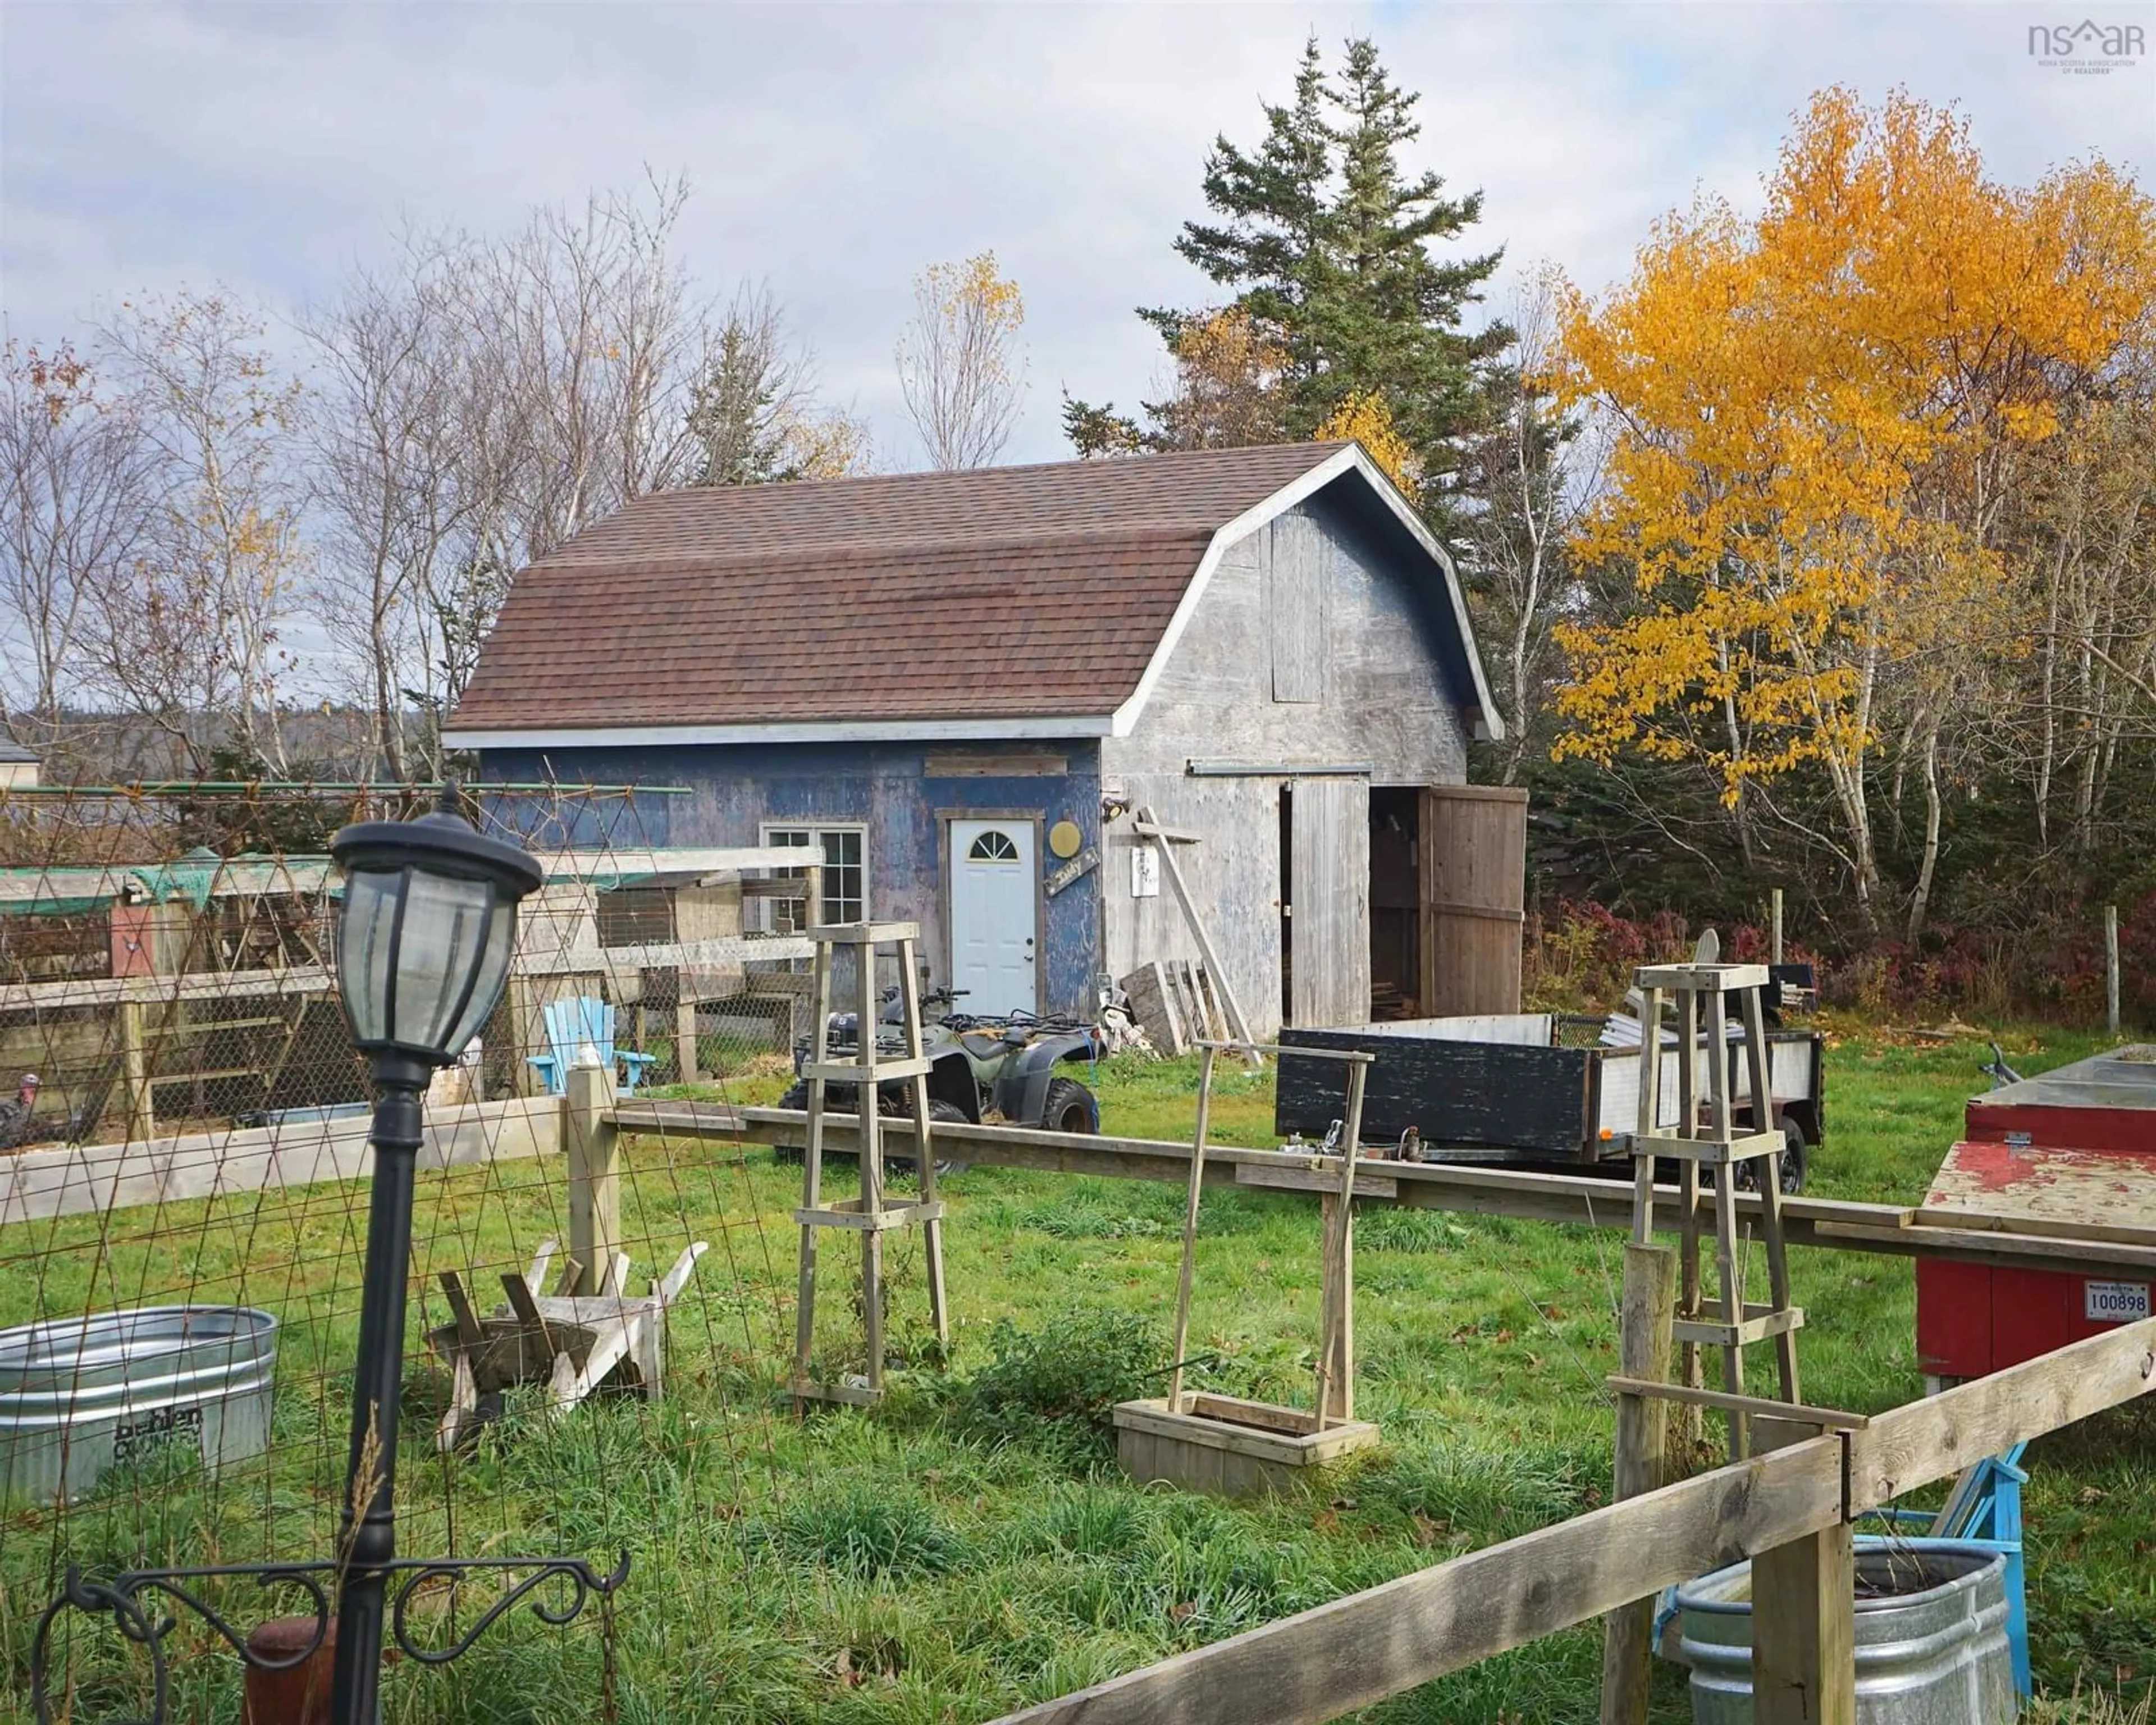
[325,799,541,1723]
[31,794,627,1725]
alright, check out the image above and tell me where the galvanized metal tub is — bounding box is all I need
[0,1306,278,1503]
[1676,1538,2014,1725]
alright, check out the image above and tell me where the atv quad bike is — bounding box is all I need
[774,986,1100,1170]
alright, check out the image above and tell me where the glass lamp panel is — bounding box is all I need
[442,900,516,1056]
[389,871,496,1055]
[337,869,404,1043]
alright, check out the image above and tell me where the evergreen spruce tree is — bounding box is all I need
[1075,35,1506,507]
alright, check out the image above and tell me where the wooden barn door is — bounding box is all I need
[1419,784,1528,1016]
[1288,777,1371,1028]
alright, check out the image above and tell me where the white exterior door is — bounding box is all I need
[949,819,1038,1015]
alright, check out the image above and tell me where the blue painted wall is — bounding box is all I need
[479,741,1104,1015]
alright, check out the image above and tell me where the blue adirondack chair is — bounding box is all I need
[527,996,655,1097]
[1860,1443,2031,1695]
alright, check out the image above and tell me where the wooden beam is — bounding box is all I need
[0,966,335,1012]
[513,933,815,976]
[993,1316,2156,1725]
[1195,1039,1373,1065]
[924,751,1068,778]
[0,861,334,907]
[597,1103,2156,1281]
[535,845,814,878]
[1606,1378,1869,1431]
[0,1096,561,1226]
[1184,760,1373,778]
[1910,1204,2156,1251]
[990,1433,1849,1725]
[118,1001,154,1141]
[1167,1045,1218,1415]
[1848,1317,2156,1504]
[0,849,803,914]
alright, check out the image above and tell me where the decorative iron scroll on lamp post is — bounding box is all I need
[31,792,628,1724]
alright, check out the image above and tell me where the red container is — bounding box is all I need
[1915,1047,2156,1382]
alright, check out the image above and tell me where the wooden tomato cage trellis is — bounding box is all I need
[1114,1039,1381,1496]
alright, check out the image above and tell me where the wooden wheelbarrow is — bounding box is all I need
[426,1237,709,1450]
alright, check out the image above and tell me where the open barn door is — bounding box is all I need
[1287,777,1371,1028]
[1419,784,1528,1016]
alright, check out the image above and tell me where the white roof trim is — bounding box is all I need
[1107,442,1503,742]
[1106,445,1357,738]
[442,714,1114,751]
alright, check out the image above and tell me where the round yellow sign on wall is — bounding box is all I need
[1048,819,1083,859]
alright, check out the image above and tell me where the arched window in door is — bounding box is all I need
[967,829,1021,862]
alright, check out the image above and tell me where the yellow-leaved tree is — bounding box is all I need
[896,253,1027,471]
[1552,88,2154,932]
[1314,390,1420,495]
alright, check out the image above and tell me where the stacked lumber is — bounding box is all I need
[1118,960,1225,1056]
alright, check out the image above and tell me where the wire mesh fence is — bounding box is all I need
[0,779,916,1722]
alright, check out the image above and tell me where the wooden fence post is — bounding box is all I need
[118,1001,154,1141]
[675,989,701,1084]
[1751,1521,1857,1725]
[1771,889,1784,967]
[565,1056,621,1296]
[1748,1410,1856,1725]
[1599,1242,1678,1725]
[2106,904,2121,1037]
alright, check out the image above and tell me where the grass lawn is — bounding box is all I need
[2,1024,2151,1722]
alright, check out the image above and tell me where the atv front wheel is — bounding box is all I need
[900,1098,971,1179]
[1041,1076,1099,1135]
[773,1084,970,1175]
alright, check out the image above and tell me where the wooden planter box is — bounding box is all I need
[1113,1394,1380,1497]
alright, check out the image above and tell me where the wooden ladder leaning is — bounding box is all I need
[792,919,950,1408]
[1627,960,1803,1461]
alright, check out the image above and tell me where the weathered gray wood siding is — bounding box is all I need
[1290,776,1372,1028]
[1100,486,1470,1038]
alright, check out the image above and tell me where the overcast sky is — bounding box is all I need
[4,1,2153,469]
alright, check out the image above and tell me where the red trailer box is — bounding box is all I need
[1916,1046,2156,1384]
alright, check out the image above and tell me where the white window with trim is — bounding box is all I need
[759,824,867,930]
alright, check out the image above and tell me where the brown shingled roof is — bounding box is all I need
[450,443,1350,733]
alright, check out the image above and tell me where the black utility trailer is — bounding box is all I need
[1275,1014,1824,1189]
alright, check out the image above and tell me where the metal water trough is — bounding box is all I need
[0,1306,278,1502]
[1675,1538,2015,1724]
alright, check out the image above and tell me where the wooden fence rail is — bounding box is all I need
[0,1096,560,1226]
[606,1103,2156,1281]
[988,1317,2156,1725]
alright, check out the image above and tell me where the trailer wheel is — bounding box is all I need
[1726,1119,1808,1195]
[1733,1117,1808,1194]
[1774,1117,1810,1194]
